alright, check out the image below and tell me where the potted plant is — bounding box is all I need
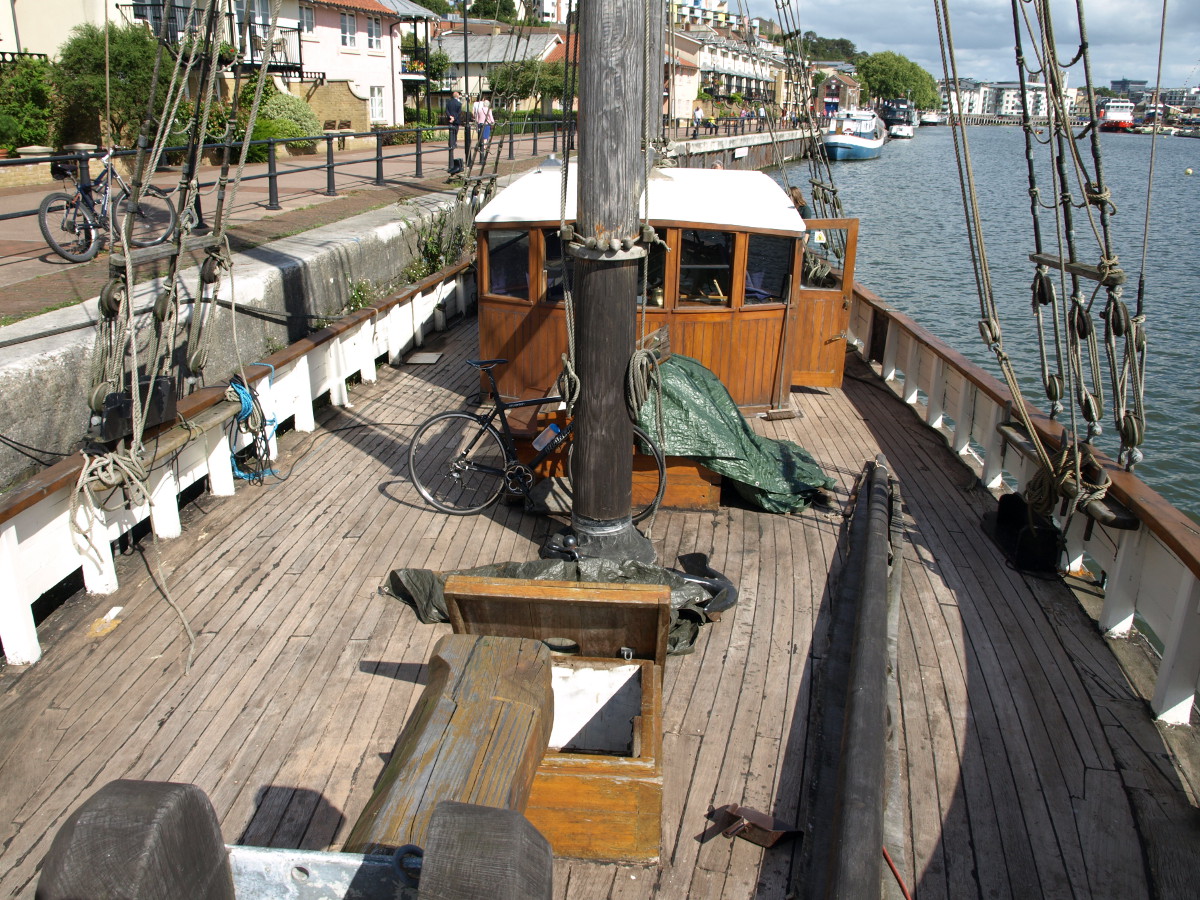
[217,42,237,66]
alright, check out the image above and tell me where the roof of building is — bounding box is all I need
[375,0,441,18]
[311,0,396,16]
[434,31,562,66]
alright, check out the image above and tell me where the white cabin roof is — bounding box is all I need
[475,166,805,233]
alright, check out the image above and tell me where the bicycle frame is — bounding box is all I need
[476,391,573,476]
[467,364,574,478]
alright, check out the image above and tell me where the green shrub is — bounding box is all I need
[245,118,303,162]
[0,57,52,152]
[259,92,321,149]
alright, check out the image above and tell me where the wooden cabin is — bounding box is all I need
[474,165,860,411]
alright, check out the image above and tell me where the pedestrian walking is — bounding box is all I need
[445,90,463,156]
[692,105,704,139]
[475,98,494,144]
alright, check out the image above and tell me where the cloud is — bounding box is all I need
[742,0,1199,88]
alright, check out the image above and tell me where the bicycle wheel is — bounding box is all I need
[114,186,177,247]
[565,425,666,524]
[631,426,667,523]
[409,411,508,514]
[38,192,101,262]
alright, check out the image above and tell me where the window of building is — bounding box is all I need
[369,86,385,122]
[299,5,314,33]
[367,17,382,50]
[340,13,356,47]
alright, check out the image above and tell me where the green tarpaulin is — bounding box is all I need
[637,354,835,514]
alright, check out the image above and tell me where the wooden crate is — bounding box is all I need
[517,409,721,512]
[443,576,670,862]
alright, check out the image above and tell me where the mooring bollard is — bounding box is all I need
[265,141,281,210]
[324,134,337,196]
[375,131,385,186]
[415,127,423,178]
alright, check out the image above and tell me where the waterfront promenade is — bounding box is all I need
[0,139,517,323]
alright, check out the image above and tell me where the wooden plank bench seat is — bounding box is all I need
[342,633,553,855]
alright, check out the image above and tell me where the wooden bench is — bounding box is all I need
[342,633,553,855]
[443,575,671,862]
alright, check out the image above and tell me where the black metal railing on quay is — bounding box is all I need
[0,120,578,227]
[0,116,807,232]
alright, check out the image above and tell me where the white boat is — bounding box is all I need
[919,110,945,125]
[888,122,915,139]
[822,109,887,160]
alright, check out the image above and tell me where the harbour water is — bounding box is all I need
[782,126,1200,522]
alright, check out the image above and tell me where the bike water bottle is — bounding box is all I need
[532,423,560,451]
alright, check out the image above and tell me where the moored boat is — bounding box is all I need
[919,110,944,125]
[821,109,887,160]
[879,99,917,138]
[1098,97,1136,132]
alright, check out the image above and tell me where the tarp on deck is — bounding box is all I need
[637,354,836,514]
[383,557,736,655]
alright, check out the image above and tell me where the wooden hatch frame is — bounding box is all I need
[443,575,671,862]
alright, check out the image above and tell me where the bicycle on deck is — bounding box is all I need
[38,147,178,262]
[409,358,666,521]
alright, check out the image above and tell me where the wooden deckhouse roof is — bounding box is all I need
[476,166,806,232]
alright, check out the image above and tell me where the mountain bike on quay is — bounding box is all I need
[38,147,178,262]
[409,358,666,521]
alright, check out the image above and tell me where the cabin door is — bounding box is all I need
[790,218,859,388]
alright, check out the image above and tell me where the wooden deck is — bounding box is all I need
[1,318,1197,899]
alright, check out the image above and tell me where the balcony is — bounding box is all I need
[119,4,307,80]
[239,23,304,78]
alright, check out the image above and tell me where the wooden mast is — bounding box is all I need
[564,0,655,562]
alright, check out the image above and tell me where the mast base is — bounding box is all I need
[541,517,656,564]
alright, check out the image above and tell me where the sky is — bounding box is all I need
[742,0,1200,90]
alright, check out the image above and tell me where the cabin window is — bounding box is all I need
[678,229,734,307]
[744,234,793,305]
[543,228,573,303]
[637,227,668,306]
[486,229,530,300]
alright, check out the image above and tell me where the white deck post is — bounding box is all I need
[330,337,351,407]
[0,524,41,665]
[903,337,921,405]
[979,401,1006,489]
[1151,573,1200,724]
[953,382,976,455]
[881,321,899,383]
[356,320,378,384]
[1099,527,1144,636]
[76,504,118,595]
[205,427,235,497]
[253,375,280,460]
[1060,513,1089,577]
[282,357,316,433]
[926,355,946,429]
[148,463,182,540]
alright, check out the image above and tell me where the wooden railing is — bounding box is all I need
[847,282,1200,724]
[0,262,473,666]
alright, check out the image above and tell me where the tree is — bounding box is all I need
[52,23,171,146]
[427,49,451,84]
[420,0,452,14]
[855,51,938,108]
[469,0,518,23]
[489,58,542,103]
